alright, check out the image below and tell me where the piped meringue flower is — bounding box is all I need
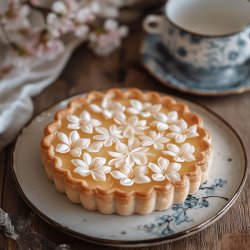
[90,96,126,121]
[163,143,195,162]
[149,157,181,182]
[116,115,149,138]
[127,99,161,118]
[72,153,111,181]
[110,164,151,186]
[93,125,123,147]
[140,130,170,150]
[151,111,178,132]
[67,111,101,134]
[108,138,149,168]
[55,131,90,157]
[167,120,199,143]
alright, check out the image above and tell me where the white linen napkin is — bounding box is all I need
[0,39,80,150]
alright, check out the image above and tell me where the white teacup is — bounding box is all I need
[143,0,250,71]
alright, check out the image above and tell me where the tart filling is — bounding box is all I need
[41,89,212,215]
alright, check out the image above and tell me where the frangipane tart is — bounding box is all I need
[41,88,212,215]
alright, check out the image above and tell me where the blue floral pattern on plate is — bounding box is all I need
[138,179,228,236]
[141,35,250,96]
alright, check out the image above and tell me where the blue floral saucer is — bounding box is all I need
[141,35,250,96]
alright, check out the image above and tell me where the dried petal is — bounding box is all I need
[74,167,91,176]
[131,99,142,110]
[96,127,107,135]
[166,173,180,182]
[127,107,139,115]
[132,153,147,165]
[81,124,93,134]
[102,166,111,174]
[103,109,113,119]
[80,111,91,123]
[55,143,70,153]
[71,159,88,169]
[157,122,168,131]
[67,115,79,123]
[104,138,113,147]
[167,111,178,121]
[134,166,147,175]
[70,148,81,157]
[68,123,80,130]
[187,131,199,138]
[168,162,181,172]
[120,177,133,186]
[90,104,102,113]
[149,163,162,174]
[153,142,164,150]
[90,119,101,127]
[134,175,151,184]
[70,131,80,144]
[178,119,188,130]
[167,144,180,154]
[152,173,165,182]
[183,153,196,162]
[110,170,127,180]
[141,111,151,118]
[91,170,106,181]
[92,157,106,167]
[87,142,103,152]
[154,113,167,122]
[175,134,186,143]
[181,143,195,154]
[75,138,90,149]
[169,124,182,133]
[83,152,92,166]
[57,133,70,145]
[158,157,169,169]
[163,150,176,157]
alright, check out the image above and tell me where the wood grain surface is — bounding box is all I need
[0,24,249,250]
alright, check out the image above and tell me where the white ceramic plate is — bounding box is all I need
[12,95,247,248]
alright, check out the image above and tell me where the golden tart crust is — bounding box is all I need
[41,88,212,215]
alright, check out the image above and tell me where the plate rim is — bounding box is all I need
[11,93,248,247]
[140,35,250,97]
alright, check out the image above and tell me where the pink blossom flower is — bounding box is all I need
[2,3,31,31]
[84,0,121,18]
[89,19,128,56]
[0,0,129,76]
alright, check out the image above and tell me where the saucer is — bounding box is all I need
[141,35,250,96]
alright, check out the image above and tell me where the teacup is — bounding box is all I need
[143,0,250,71]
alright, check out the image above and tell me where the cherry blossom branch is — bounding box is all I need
[0,0,128,77]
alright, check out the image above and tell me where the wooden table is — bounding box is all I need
[0,24,249,250]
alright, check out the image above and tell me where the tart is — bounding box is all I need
[41,88,212,215]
